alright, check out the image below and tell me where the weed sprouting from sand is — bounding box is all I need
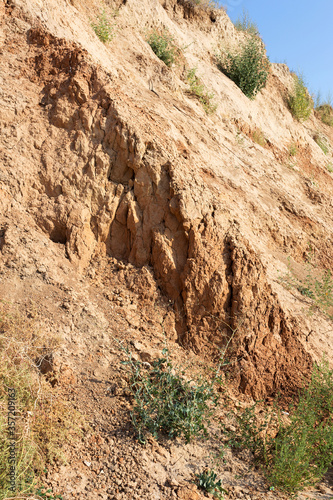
[122,346,218,444]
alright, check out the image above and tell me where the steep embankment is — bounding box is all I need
[1,0,333,397]
[0,0,333,497]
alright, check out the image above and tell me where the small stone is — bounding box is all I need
[131,340,144,350]
[224,424,236,432]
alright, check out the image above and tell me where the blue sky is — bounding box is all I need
[222,0,333,102]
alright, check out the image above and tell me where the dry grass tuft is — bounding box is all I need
[0,302,85,498]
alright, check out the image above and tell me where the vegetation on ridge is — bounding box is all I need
[316,103,333,127]
[288,73,313,122]
[187,0,220,8]
[217,35,270,99]
[3,1,333,498]
[314,92,333,126]
[233,8,259,36]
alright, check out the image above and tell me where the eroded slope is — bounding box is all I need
[1,0,333,402]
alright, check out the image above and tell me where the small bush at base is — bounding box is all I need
[267,360,333,493]
[196,469,227,499]
[123,348,218,444]
[217,36,270,100]
[288,73,313,122]
[223,360,333,494]
[146,28,178,67]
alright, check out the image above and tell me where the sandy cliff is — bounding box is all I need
[1,0,333,497]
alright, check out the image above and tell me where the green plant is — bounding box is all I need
[186,67,217,114]
[315,92,333,126]
[91,8,115,43]
[288,142,298,156]
[223,400,274,461]
[288,73,313,122]
[196,469,227,498]
[234,9,259,36]
[326,162,333,173]
[146,28,178,67]
[267,359,333,493]
[217,35,270,99]
[235,130,245,147]
[35,486,63,499]
[313,132,329,155]
[122,347,218,444]
[316,103,333,126]
[223,360,333,494]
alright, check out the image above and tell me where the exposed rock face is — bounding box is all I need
[1,0,333,400]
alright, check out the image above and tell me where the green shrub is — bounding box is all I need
[186,67,217,114]
[223,400,272,461]
[91,9,115,43]
[288,73,313,122]
[146,28,178,67]
[267,360,333,492]
[234,9,259,36]
[217,36,270,99]
[196,469,227,498]
[122,348,218,444]
[316,103,333,126]
[326,162,333,173]
[223,360,333,494]
[314,132,329,154]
